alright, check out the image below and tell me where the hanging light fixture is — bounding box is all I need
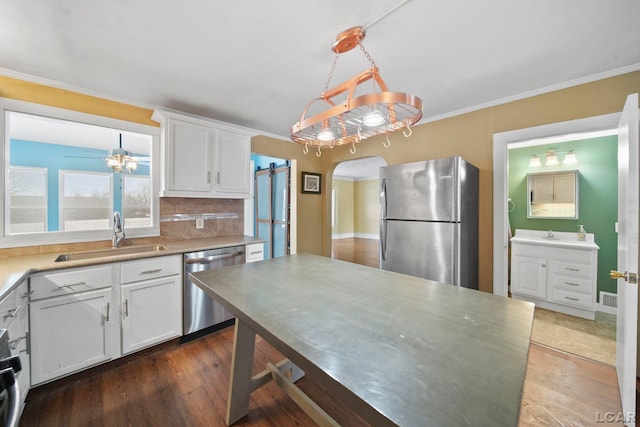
[106,134,138,173]
[290,26,423,157]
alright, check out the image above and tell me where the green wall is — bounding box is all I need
[508,135,618,300]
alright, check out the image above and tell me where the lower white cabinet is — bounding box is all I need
[510,229,599,320]
[1,280,31,414]
[120,256,182,355]
[30,287,114,384]
[245,243,265,263]
[29,255,182,385]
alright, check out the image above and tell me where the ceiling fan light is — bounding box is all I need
[126,160,138,171]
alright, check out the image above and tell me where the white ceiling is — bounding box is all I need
[1,0,639,145]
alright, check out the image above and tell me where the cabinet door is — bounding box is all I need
[511,256,547,298]
[121,275,182,355]
[165,118,213,193]
[214,128,251,196]
[30,288,113,385]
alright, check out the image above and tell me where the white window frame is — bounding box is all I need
[0,97,160,248]
[123,174,152,228]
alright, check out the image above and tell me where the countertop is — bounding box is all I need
[0,235,264,300]
[510,228,600,250]
[191,254,535,427]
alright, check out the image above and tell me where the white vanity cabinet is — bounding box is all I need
[119,255,182,355]
[152,109,254,199]
[1,280,31,413]
[29,265,116,385]
[510,229,599,320]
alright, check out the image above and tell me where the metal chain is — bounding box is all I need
[358,42,378,69]
[322,53,340,96]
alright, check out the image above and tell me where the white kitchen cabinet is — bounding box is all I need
[30,287,114,385]
[245,243,265,263]
[29,255,182,385]
[510,229,599,320]
[1,280,30,413]
[120,255,182,355]
[152,109,254,199]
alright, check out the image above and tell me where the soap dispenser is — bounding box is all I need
[577,225,586,241]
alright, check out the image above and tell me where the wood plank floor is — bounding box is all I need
[332,237,379,268]
[20,327,623,427]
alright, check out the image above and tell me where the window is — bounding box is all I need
[0,98,160,248]
[60,171,112,231]
[9,167,47,233]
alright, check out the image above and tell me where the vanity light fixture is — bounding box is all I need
[545,150,559,166]
[290,26,423,157]
[528,155,542,168]
[563,150,578,165]
[106,134,138,173]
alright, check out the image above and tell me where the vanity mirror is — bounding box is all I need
[527,170,579,219]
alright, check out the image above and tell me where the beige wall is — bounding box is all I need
[317,71,640,293]
[354,179,379,236]
[332,179,354,236]
[4,71,640,291]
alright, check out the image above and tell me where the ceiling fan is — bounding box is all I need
[64,133,150,173]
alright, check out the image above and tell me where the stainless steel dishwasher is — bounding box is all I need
[183,245,245,336]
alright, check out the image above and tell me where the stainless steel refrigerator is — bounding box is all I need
[380,156,479,289]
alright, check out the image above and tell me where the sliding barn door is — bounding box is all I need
[255,164,290,259]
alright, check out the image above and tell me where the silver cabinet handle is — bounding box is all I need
[564,296,579,301]
[9,336,26,351]
[140,269,162,275]
[58,281,86,289]
[21,290,33,300]
[3,305,22,320]
[217,171,220,184]
[564,281,580,287]
[105,302,110,322]
[564,267,580,272]
[249,251,262,256]
[124,299,129,317]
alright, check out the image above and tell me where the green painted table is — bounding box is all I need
[190,254,534,427]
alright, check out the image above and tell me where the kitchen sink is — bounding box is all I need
[54,245,166,262]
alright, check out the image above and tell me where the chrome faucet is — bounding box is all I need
[113,211,125,248]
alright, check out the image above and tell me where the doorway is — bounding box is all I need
[331,157,386,268]
[251,155,291,259]
[494,113,621,364]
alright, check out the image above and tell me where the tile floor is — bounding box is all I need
[530,307,616,365]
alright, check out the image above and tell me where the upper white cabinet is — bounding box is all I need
[152,109,255,199]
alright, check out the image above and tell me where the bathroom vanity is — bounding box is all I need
[510,229,599,320]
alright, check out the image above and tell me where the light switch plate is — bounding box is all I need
[196,218,204,229]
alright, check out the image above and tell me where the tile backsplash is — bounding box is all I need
[0,197,245,257]
[160,197,244,240]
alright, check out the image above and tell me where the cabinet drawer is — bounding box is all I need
[30,265,115,300]
[550,260,592,279]
[246,243,264,263]
[0,291,18,329]
[552,288,593,309]
[551,274,593,294]
[121,255,181,284]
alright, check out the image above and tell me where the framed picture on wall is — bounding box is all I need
[302,172,322,194]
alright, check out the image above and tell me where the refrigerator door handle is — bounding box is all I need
[380,177,388,260]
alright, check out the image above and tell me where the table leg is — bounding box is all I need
[226,319,256,425]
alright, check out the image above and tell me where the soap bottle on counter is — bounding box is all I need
[577,225,586,241]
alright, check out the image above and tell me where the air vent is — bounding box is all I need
[600,292,618,313]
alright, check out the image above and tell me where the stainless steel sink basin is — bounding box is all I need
[54,245,166,262]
